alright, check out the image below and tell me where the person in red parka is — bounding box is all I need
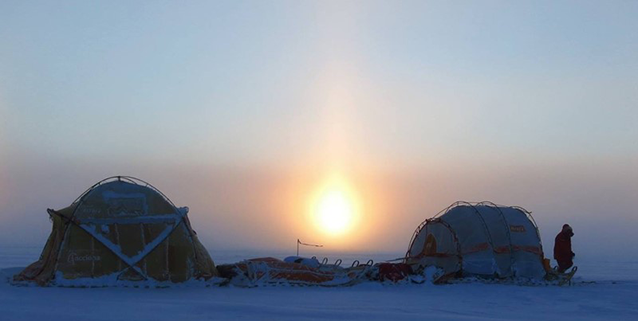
[554,224,575,272]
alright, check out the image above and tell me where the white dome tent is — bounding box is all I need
[405,201,546,280]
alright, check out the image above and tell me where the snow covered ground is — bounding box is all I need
[1,246,637,320]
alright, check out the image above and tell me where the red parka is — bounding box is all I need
[553,230,574,262]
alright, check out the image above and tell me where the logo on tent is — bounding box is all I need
[67,252,102,265]
[509,225,526,233]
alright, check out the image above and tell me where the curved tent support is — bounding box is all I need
[512,206,544,254]
[476,201,516,270]
[454,201,497,254]
[71,176,181,211]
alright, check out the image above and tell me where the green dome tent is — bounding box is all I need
[14,176,218,286]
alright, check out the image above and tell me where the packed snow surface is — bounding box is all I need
[1,246,637,320]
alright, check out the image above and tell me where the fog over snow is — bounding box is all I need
[0,157,636,260]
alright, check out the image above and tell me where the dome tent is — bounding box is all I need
[14,176,218,286]
[405,201,545,280]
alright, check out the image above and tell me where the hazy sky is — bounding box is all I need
[1,1,636,259]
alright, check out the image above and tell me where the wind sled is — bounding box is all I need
[545,266,578,286]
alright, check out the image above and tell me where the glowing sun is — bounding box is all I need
[311,177,359,235]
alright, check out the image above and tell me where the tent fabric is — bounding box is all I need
[405,201,545,279]
[14,176,218,286]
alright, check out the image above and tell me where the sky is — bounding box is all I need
[0,1,637,259]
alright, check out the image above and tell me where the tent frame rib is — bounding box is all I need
[456,201,496,254]
[476,201,515,276]
[512,206,544,254]
[71,176,180,210]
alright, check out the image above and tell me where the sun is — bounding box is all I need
[316,189,352,234]
[311,177,359,235]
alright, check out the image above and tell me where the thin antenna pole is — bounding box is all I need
[296,239,323,257]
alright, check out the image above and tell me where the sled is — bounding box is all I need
[545,266,577,286]
[557,266,578,286]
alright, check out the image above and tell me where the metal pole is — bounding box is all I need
[296,239,322,257]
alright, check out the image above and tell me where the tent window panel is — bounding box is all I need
[97,222,121,249]
[167,225,192,282]
[114,223,122,272]
[116,224,145,258]
[139,223,148,276]
[90,231,122,278]
[142,223,171,281]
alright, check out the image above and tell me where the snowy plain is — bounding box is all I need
[1,246,637,321]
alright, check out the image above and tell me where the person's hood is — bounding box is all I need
[562,224,574,237]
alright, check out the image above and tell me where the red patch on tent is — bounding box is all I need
[509,225,526,233]
[464,242,490,254]
[493,246,511,254]
[513,245,542,255]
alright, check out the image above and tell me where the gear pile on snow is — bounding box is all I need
[13,176,218,286]
[216,256,376,287]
